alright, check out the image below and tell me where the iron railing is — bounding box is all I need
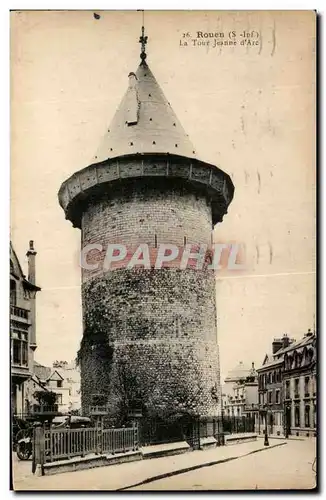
[33,424,138,473]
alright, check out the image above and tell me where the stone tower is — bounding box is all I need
[58,30,234,423]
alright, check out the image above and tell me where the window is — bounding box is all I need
[313,405,316,428]
[294,378,300,398]
[259,375,264,390]
[57,380,63,388]
[305,406,310,428]
[10,280,17,306]
[11,330,28,366]
[275,390,280,404]
[268,391,272,404]
[285,380,290,399]
[56,394,62,404]
[304,377,310,396]
[312,375,316,396]
[295,406,300,427]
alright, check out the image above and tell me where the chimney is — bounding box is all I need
[272,339,283,354]
[282,333,290,349]
[26,240,37,284]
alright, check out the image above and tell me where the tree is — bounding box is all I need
[33,390,57,407]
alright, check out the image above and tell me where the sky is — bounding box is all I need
[10,10,316,380]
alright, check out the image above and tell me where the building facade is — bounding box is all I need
[10,241,40,415]
[222,362,258,418]
[257,331,316,437]
[58,31,234,425]
[282,330,316,437]
[52,360,81,413]
[33,360,81,414]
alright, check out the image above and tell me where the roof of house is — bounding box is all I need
[33,361,52,382]
[225,361,254,382]
[10,241,41,291]
[275,333,315,356]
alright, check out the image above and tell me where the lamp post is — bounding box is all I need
[259,403,269,446]
[263,405,269,446]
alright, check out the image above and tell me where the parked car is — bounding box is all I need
[51,415,94,429]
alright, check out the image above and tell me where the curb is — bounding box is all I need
[117,442,287,491]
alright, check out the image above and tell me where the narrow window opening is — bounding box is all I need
[130,142,133,146]
[154,234,158,248]
[152,141,156,145]
[175,144,178,148]
[184,236,187,246]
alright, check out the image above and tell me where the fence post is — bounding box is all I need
[32,424,45,476]
[49,426,53,463]
[134,422,139,450]
[32,427,36,474]
[82,429,86,458]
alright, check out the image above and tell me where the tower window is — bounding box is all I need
[175,144,178,148]
[130,142,133,146]
[110,148,113,151]
[173,123,176,126]
[154,234,158,248]
[152,141,156,145]
[149,118,152,121]
[183,236,187,246]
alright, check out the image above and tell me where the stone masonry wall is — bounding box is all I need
[79,183,221,420]
[81,182,212,282]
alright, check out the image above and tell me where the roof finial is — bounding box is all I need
[139,13,148,65]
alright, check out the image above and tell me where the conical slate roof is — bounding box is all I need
[92,62,197,163]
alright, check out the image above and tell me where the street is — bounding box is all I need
[12,438,316,491]
[131,439,316,490]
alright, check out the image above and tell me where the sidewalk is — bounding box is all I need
[13,438,286,491]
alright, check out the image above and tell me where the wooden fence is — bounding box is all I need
[32,424,138,473]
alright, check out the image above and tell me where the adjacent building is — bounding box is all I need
[10,241,41,415]
[222,361,258,418]
[52,360,81,413]
[257,331,316,437]
[282,330,316,437]
[256,335,294,435]
[33,360,81,414]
